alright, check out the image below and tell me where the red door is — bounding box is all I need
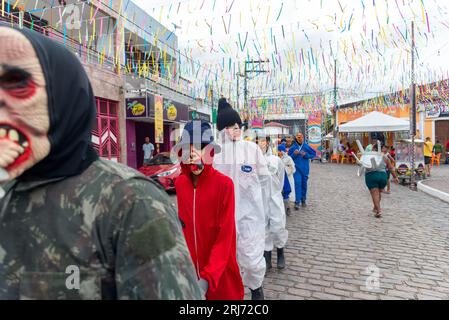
[92,98,120,162]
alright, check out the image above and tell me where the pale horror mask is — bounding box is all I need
[0,27,50,182]
[0,25,98,188]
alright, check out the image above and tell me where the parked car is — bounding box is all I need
[138,152,181,192]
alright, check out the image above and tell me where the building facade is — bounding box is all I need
[4,0,212,169]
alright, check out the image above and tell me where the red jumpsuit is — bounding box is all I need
[175,164,244,300]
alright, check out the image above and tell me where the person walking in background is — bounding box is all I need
[424,137,433,177]
[433,140,443,158]
[364,144,399,218]
[288,132,316,210]
[213,98,269,300]
[389,146,396,160]
[258,137,288,271]
[174,120,244,300]
[142,137,155,166]
[278,144,296,215]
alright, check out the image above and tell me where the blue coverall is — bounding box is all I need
[282,171,291,200]
[288,141,317,204]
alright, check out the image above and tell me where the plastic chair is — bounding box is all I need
[433,153,441,166]
[330,153,339,163]
[340,154,348,164]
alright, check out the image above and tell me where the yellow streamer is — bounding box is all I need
[420,1,426,24]
[266,6,270,25]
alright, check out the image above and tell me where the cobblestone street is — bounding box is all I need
[259,163,449,300]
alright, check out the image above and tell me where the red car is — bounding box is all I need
[138,152,181,193]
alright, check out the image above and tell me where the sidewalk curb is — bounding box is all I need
[417,180,449,204]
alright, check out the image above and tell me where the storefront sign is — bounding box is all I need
[127,94,189,123]
[167,104,178,121]
[155,95,164,143]
[126,98,148,118]
[189,110,211,122]
[163,99,189,122]
[423,102,449,118]
[308,112,322,158]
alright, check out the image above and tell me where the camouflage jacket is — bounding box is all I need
[0,159,202,300]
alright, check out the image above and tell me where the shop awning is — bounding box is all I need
[339,111,410,133]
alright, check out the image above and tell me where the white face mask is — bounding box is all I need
[225,124,242,141]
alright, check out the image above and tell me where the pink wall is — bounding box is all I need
[126,120,137,169]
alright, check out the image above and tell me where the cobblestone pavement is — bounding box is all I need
[260,163,449,300]
[422,165,449,194]
[171,163,449,300]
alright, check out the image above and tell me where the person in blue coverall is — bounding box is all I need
[288,132,316,210]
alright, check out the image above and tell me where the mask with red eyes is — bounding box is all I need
[0,27,50,182]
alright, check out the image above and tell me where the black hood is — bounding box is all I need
[217,98,242,131]
[7,25,99,180]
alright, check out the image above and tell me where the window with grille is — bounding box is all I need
[91,98,120,162]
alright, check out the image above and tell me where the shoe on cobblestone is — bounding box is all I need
[277,248,286,269]
[294,204,300,210]
[284,200,291,216]
[264,251,272,271]
[251,287,265,300]
[301,201,307,207]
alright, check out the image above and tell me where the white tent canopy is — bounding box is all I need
[339,111,410,133]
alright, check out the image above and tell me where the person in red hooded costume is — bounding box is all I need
[173,120,244,300]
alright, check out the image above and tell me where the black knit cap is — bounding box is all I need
[217,98,242,131]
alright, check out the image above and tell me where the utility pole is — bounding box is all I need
[332,59,338,154]
[410,21,417,191]
[243,59,269,120]
[236,74,240,110]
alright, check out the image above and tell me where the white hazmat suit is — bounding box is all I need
[263,149,289,252]
[281,153,296,202]
[213,131,269,290]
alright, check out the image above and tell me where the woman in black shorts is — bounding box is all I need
[365,145,399,218]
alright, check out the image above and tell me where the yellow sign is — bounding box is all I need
[131,103,145,116]
[155,95,164,144]
[167,104,178,121]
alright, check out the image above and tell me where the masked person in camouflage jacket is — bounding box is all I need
[0,25,202,300]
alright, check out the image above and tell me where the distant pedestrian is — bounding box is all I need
[424,137,433,177]
[142,137,154,166]
[288,132,316,210]
[365,144,399,218]
[389,146,396,160]
[433,140,443,157]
